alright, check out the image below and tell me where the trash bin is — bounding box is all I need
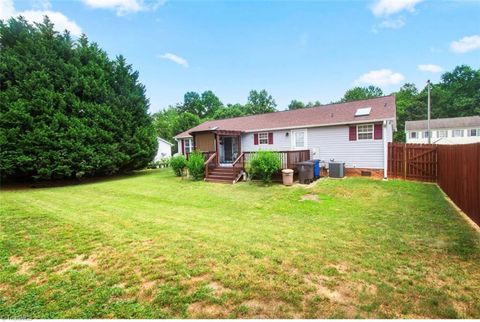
[297,161,314,184]
[308,159,320,178]
[281,169,294,186]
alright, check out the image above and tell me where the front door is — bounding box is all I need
[220,136,238,163]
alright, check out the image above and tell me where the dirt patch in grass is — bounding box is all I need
[138,280,156,302]
[300,194,320,202]
[188,301,229,318]
[242,299,290,318]
[208,281,230,296]
[9,255,33,274]
[56,254,98,273]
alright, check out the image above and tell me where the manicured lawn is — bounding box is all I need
[0,169,479,318]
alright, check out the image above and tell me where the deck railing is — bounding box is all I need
[243,150,310,170]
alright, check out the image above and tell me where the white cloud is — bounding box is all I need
[0,0,16,19]
[355,69,405,86]
[450,35,480,54]
[371,0,424,17]
[418,64,443,73]
[0,0,82,36]
[82,0,166,15]
[158,53,188,68]
[378,17,405,29]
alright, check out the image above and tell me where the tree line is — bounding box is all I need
[155,65,479,146]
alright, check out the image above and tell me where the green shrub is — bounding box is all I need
[249,150,282,183]
[170,155,187,176]
[146,158,171,169]
[187,151,205,180]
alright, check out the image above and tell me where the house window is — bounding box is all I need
[184,139,193,154]
[292,130,307,148]
[258,132,269,145]
[423,131,431,138]
[409,131,418,139]
[437,130,448,138]
[357,124,373,140]
[452,129,464,137]
[468,128,480,137]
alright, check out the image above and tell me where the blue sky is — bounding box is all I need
[2,0,480,113]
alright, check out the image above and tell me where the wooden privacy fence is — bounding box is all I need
[388,142,480,226]
[388,143,437,182]
[437,143,480,226]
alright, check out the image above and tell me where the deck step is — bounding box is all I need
[206,167,239,184]
[205,178,233,184]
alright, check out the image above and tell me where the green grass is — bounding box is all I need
[1,169,479,318]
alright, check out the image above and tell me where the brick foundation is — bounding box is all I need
[344,168,385,179]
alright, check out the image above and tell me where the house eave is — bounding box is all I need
[242,118,396,133]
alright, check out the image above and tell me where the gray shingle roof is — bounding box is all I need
[405,116,480,131]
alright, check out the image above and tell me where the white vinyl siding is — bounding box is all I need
[242,124,390,169]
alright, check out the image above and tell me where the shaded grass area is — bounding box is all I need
[0,169,479,318]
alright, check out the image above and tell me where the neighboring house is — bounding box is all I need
[405,116,480,145]
[174,95,396,182]
[154,137,173,161]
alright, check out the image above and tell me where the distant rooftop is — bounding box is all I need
[405,116,480,131]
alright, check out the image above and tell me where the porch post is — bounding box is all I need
[215,133,220,165]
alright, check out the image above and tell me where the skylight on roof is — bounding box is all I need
[355,107,371,117]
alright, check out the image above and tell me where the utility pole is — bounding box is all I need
[427,80,431,144]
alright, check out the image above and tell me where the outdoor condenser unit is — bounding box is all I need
[329,162,345,178]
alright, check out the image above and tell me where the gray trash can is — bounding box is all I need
[297,161,314,184]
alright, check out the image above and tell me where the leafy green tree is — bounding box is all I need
[173,112,201,134]
[394,83,418,142]
[305,101,321,108]
[0,17,157,180]
[288,100,305,110]
[341,86,384,102]
[201,90,223,118]
[178,91,204,117]
[245,89,277,115]
[213,103,246,120]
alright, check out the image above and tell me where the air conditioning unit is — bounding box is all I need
[329,162,345,178]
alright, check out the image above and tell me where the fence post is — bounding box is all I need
[403,143,407,180]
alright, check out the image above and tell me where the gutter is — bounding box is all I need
[242,118,396,133]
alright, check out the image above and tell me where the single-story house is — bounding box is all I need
[405,116,480,145]
[174,95,396,183]
[154,137,174,161]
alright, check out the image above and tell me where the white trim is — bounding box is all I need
[243,118,396,133]
[383,120,388,179]
[357,123,374,141]
[291,129,308,150]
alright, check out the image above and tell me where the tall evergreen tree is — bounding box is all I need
[0,17,157,180]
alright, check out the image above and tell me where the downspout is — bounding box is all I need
[383,120,388,180]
